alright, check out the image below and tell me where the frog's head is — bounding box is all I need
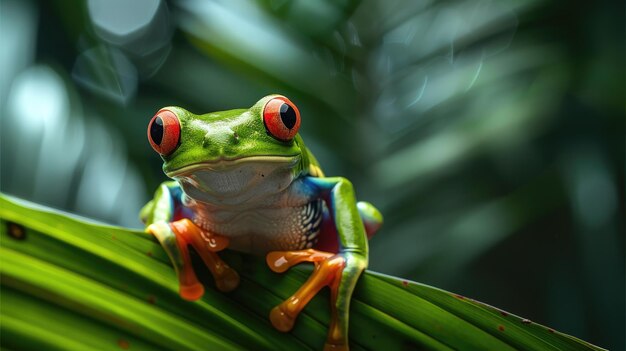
[147,95,307,203]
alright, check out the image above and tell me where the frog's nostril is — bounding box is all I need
[202,136,210,148]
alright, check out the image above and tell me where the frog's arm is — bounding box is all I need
[140,181,181,225]
[141,182,186,282]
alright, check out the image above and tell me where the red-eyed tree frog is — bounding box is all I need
[141,95,382,350]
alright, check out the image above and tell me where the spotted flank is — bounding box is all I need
[297,199,324,249]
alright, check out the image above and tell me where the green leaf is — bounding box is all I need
[0,194,605,351]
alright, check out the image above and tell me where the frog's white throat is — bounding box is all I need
[168,156,300,207]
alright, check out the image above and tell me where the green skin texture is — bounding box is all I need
[142,95,382,348]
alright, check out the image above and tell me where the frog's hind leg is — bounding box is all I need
[315,201,382,253]
[266,249,360,351]
[147,219,240,300]
[357,201,383,238]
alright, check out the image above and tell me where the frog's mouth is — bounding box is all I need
[165,155,300,178]
[165,155,301,203]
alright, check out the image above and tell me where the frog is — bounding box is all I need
[140,95,382,351]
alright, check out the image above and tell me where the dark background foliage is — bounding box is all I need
[0,0,623,349]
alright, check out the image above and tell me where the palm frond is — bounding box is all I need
[0,194,605,350]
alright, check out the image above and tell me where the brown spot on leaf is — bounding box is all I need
[403,341,419,350]
[146,251,153,257]
[498,325,505,332]
[147,295,156,304]
[454,294,465,300]
[402,280,409,287]
[7,222,26,240]
[548,328,555,333]
[500,311,509,317]
[118,339,129,349]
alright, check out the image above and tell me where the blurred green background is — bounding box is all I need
[0,0,623,349]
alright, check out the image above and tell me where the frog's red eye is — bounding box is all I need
[148,109,180,156]
[263,96,301,141]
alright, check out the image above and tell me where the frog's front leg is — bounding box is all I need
[142,182,240,300]
[267,177,370,351]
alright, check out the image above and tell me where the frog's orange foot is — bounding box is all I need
[179,282,205,301]
[266,249,333,273]
[323,343,349,351]
[148,219,240,300]
[266,249,349,349]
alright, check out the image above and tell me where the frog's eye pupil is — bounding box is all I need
[279,104,297,129]
[263,96,301,141]
[148,110,180,156]
[150,117,164,145]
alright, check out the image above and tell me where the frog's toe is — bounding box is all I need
[214,265,240,292]
[180,282,205,301]
[266,249,333,273]
[323,343,349,351]
[269,305,296,332]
